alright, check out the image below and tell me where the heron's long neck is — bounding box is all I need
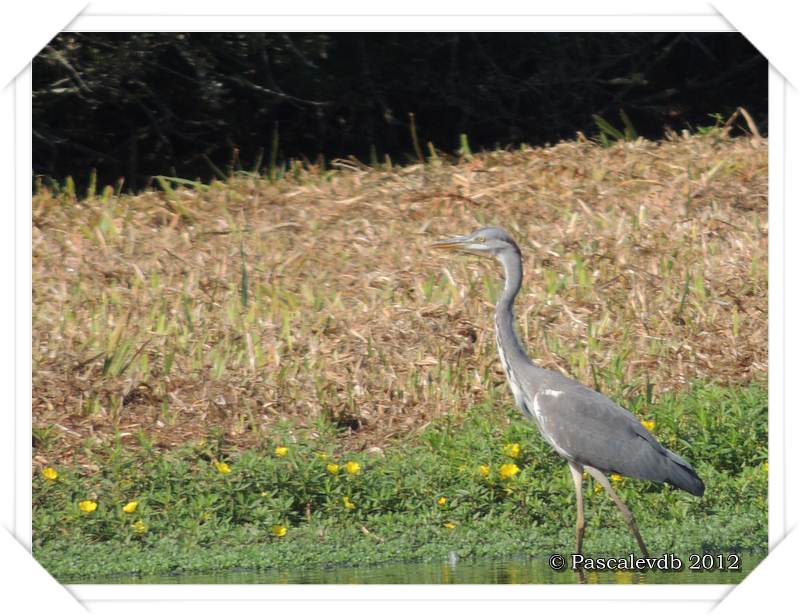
[494,249,535,368]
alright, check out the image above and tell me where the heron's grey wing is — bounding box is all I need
[531,382,704,496]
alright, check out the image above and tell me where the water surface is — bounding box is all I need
[88,553,761,585]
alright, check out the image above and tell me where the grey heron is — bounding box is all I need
[432,227,704,557]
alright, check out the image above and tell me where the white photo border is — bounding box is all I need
[4,2,791,613]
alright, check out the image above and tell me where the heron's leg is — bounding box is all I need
[567,461,585,555]
[585,466,650,558]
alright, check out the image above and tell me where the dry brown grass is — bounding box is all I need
[32,132,767,463]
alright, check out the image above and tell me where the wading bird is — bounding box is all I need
[432,227,704,557]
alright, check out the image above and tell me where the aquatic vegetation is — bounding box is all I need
[32,381,767,580]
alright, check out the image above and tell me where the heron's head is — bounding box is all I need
[431,227,519,258]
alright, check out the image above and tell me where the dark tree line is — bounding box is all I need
[33,32,766,191]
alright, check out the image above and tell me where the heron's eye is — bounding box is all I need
[476,236,486,243]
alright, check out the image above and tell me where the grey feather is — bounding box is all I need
[522,368,705,496]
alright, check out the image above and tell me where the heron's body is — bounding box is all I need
[433,226,704,556]
[496,359,703,495]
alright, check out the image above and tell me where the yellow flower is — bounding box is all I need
[131,520,147,534]
[763,461,769,473]
[214,460,231,474]
[594,482,603,494]
[41,467,58,481]
[478,464,490,478]
[444,521,457,529]
[271,524,288,537]
[499,463,520,479]
[502,443,521,459]
[326,463,340,475]
[437,496,447,506]
[344,461,361,475]
[641,420,655,432]
[274,446,289,457]
[122,501,138,514]
[343,496,356,510]
[611,473,624,483]
[79,500,97,513]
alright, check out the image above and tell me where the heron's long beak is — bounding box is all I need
[430,236,470,251]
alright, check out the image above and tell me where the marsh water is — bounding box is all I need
[84,553,760,585]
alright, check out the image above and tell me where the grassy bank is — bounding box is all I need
[34,381,767,581]
[33,133,767,461]
[33,132,767,580]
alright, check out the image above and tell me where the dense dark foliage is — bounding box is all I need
[33,32,766,190]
